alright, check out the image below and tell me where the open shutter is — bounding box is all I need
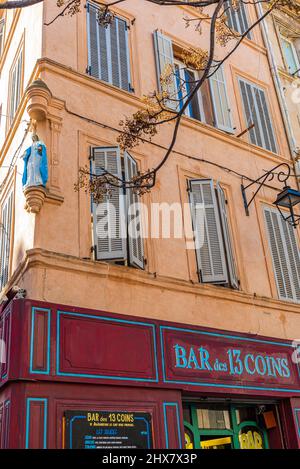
[264,207,300,302]
[216,183,239,289]
[91,147,126,261]
[0,192,13,291]
[124,152,144,269]
[87,2,101,79]
[209,66,233,132]
[189,179,228,284]
[153,30,177,110]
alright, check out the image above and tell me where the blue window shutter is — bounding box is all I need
[91,147,127,261]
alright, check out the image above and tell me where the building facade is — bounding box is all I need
[0,0,300,449]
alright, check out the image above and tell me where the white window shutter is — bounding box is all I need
[0,192,13,291]
[216,183,239,289]
[87,3,131,91]
[209,66,233,132]
[153,30,177,110]
[189,179,228,284]
[91,147,127,261]
[264,207,300,302]
[124,152,144,269]
[239,79,277,153]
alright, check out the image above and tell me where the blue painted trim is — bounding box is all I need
[163,402,182,449]
[29,307,51,375]
[160,326,300,394]
[25,398,48,449]
[56,311,159,383]
[294,408,300,438]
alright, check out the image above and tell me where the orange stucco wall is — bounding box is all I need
[0,1,299,341]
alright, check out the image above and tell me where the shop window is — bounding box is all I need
[0,191,14,292]
[280,36,300,76]
[225,1,251,39]
[7,46,23,129]
[264,206,300,303]
[90,146,144,269]
[86,1,132,92]
[153,31,233,132]
[188,178,239,289]
[183,403,282,449]
[239,78,277,153]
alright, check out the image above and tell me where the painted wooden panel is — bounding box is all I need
[163,403,182,449]
[57,310,158,382]
[25,398,48,449]
[30,308,51,374]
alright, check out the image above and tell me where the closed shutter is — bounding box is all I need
[0,192,13,292]
[189,179,228,284]
[239,79,277,153]
[153,30,177,110]
[0,20,4,57]
[124,152,144,269]
[264,207,300,302]
[87,2,131,91]
[8,50,22,127]
[225,1,251,38]
[209,66,233,132]
[91,147,126,260]
[216,183,239,289]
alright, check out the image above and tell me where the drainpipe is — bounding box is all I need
[255,2,300,187]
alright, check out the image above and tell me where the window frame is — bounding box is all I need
[280,35,300,76]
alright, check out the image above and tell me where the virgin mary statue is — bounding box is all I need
[22,133,48,189]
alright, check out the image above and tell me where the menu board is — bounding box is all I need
[64,411,153,449]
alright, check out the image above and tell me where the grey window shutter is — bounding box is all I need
[153,30,177,110]
[239,79,277,153]
[124,152,144,269]
[225,1,251,39]
[91,147,127,261]
[87,3,131,91]
[189,179,228,284]
[216,183,239,289]
[0,192,13,291]
[264,207,300,302]
[0,20,4,57]
[209,66,233,133]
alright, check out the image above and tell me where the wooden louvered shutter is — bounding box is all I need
[225,1,251,38]
[0,192,13,292]
[209,66,233,132]
[264,207,300,302]
[87,3,131,91]
[216,183,239,289]
[124,152,144,269]
[91,147,126,261]
[153,31,177,110]
[189,179,228,284]
[239,79,277,153]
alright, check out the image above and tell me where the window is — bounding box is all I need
[225,1,251,39]
[0,18,4,57]
[91,146,144,269]
[154,31,233,132]
[281,37,300,76]
[0,192,13,291]
[7,48,23,128]
[86,2,132,92]
[189,179,239,288]
[174,60,203,120]
[264,206,300,303]
[239,78,277,153]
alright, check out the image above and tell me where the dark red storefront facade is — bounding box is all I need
[0,298,300,449]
